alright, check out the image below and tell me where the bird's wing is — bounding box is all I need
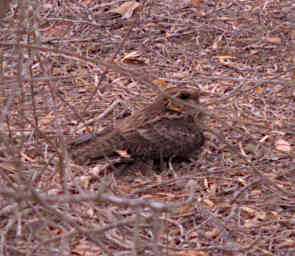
[70,132,94,147]
[121,117,204,159]
[70,117,203,165]
[69,126,114,147]
[70,127,128,165]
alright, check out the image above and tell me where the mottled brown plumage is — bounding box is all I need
[69,87,204,167]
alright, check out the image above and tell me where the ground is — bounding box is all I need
[0,0,294,255]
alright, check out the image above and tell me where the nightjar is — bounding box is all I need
[69,87,205,169]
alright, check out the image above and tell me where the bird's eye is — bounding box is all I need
[177,92,190,100]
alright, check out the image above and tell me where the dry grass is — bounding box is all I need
[0,0,294,255]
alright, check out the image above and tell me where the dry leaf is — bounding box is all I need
[122,51,147,65]
[21,152,35,162]
[87,208,95,217]
[39,111,55,126]
[115,149,131,158]
[118,185,133,193]
[279,239,295,248]
[0,162,16,173]
[89,164,106,176]
[250,49,259,55]
[253,85,264,94]
[267,211,280,221]
[194,10,207,17]
[215,202,232,210]
[241,206,255,216]
[244,219,256,228]
[180,250,209,256]
[202,198,215,208]
[219,16,233,21]
[109,1,142,19]
[169,71,189,79]
[259,135,270,143]
[250,189,262,195]
[212,35,224,50]
[191,0,204,7]
[47,189,60,196]
[0,0,10,18]
[205,228,218,239]
[237,177,247,185]
[185,180,199,192]
[217,55,235,67]
[73,239,103,255]
[177,204,193,214]
[263,37,281,44]
[46,24,69,37]
[80,175,91,188]
[275,138,292,153]
[152,79,167,87]
[256,210,266,220]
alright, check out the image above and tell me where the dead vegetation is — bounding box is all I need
[0,0,295,255]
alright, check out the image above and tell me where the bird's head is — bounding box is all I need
[159,87,201,114]
[125,86,203,129]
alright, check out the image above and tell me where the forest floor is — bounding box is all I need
[0,1,295,255]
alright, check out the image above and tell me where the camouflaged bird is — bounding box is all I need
[69,87,204,168]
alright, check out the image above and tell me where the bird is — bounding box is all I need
[69,86,205,171]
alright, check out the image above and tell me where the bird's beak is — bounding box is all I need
[167,100,184,112]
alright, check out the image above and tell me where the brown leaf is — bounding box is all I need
[217,55,235,67]
[191,0,204,7]
[180,250,209,256]
[275,138,292,153]
[253,85,264,94]
[244,219,256,228]
[108,1,142,19]
[115,149,131,158]
[212,35,224,50]
[279,239,295,248]
[152,79,167,87]
[122,51,147,65]
[262,37,281,44]
[169,71,189,79]
[80,175,91,189]
[0,0,11,18]
[202,198,215,208]
[205,228,218,239]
